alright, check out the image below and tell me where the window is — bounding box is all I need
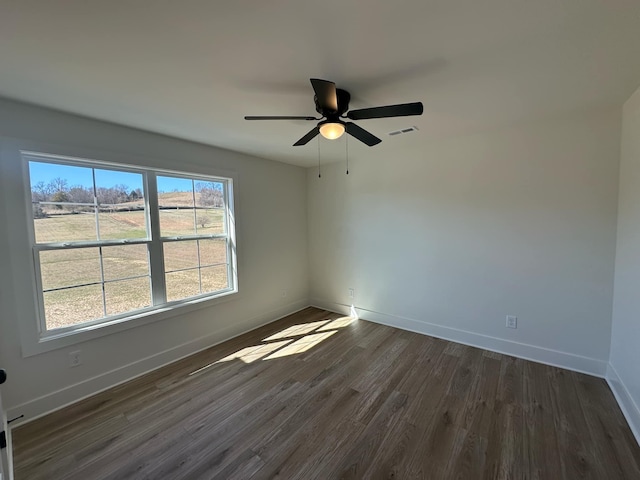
[25,152,236,338]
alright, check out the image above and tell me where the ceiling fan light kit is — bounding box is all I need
[245,78,423,147]
[319,121,345,140]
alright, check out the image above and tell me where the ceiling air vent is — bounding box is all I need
[388,126,419,136]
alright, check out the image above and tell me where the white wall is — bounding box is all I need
[308,107,621,375]
[608,86,640,444]
[0,98,308,421]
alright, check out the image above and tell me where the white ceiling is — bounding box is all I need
[1,0,639,167]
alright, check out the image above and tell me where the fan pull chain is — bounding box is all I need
[346,132,349,175]
[317,135,321,178]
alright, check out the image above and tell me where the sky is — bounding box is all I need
[29,161,220,192]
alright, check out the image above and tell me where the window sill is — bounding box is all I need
[22,288,239,357]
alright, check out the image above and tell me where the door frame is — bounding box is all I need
[0,369,13,480]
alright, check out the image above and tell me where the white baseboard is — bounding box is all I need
[311,299,608,378]
[606,363,640,447]
[8,299,309,426]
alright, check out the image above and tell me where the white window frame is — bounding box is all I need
[21,150,239,350]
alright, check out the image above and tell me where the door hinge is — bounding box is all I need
[0,430,6,449]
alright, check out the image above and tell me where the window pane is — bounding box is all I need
[157,176,195,236]
[157,176,194,205]
[98,210,148,240]
[163,240,198,272]
[34,208,98,243]
[29,162,94,202]
[29,162,97,243]
[43,284,104,330]
[94,169,147,239]
[95,169,144,206]
[102,245,149,280]
[198,238,227,266]
[40,248,102,290]
[201,265,229,293]
[195,181,225,235]
[105,277,151,316]
[195,181,224,208]
[166,269,200,302]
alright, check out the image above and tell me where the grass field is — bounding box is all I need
[35,208,229,330]
[35,208,225,243]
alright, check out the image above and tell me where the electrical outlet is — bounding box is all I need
[281,289,287,298]
[506,315,518,329]
[69,350,82,368]
[348,288,355,299]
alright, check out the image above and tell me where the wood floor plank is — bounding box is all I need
[12,307,640,480]
[572,372,640,479]
[327,389,409,479]
[521,361,563,480]
[549,367,603,479]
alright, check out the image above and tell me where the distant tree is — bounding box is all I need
[49,177,68,193]
[32,181,52,202]
[97,187,113,205]
[51,190,70,203]
[198,215,211,229]
[68,186,93,204]
[195,182,223,207]
[97,185,129,205]
[51,190,70,209]
[113,184,129,203]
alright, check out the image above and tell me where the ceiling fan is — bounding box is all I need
[244,78,424,147]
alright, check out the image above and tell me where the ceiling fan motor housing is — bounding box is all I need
[315,88,351,118]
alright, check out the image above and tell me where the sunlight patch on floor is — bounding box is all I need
[188,339,293,375]
[262,320,330,341]
[263,331,337,360]
[318,316,355,331]
[188,314,357,375]
[216,339,293,364]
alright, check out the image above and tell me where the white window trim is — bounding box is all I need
[9,144,239,357]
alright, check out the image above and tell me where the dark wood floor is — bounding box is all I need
[12,307,640,479]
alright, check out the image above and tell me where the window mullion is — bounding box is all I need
[196,240,203,294]
[99,246,107,317]
[32,248,48,335]
[225,180,236,291]
[191,179,197,235]
[92,168,101,241]
[146,172,166,305]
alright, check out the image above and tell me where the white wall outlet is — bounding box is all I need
[281,289,287,298]
[506,315,518,329]
[348,288,355,299]
[69,350,82,368]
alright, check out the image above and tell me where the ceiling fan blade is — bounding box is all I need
[245,115,317,120]
[293,126,320,146]
[346,122,381,146]
[347,102,423,120]
[310,78,338,113]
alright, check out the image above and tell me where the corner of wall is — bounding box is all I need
[606,84,640,449]
[606,363,640,446]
